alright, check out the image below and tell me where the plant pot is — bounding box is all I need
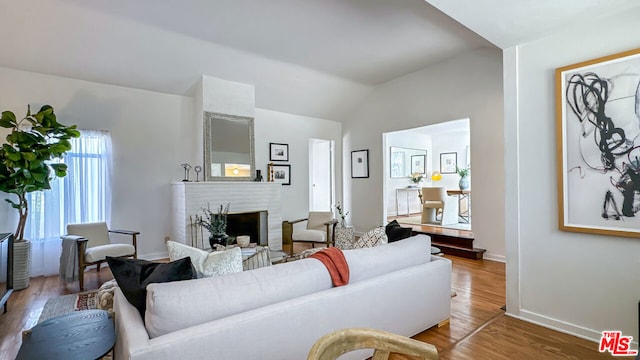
[209,233,229,250]
[13,240,31,290]
[459,176,470,190]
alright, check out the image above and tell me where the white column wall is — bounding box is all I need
[505,7,640,343]
[343,48,505,261]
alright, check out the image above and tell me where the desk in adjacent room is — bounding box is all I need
[396,187,421,216]
[446,190,471,223]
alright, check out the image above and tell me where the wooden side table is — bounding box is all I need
[17,309,114,360]
[334,226,355,249]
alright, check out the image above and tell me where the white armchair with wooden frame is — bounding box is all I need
[61,222,138,290]
[282,211,338,255]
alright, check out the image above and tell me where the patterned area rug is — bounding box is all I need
[38,290,98,323]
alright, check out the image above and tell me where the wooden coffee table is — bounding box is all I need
[17,309,114,360]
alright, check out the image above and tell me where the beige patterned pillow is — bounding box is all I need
[167,241,243,278]
[96,279,118,315]
[354,227,388,248]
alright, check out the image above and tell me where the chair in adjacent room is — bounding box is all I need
[307,327,439,360]
[61,222,139,290]
[282,211,337,255]
[418,187,459,225]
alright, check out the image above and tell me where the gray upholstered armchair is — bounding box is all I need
[61,222,138,290]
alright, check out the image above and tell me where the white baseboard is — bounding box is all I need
[140,251,169,261]
[483,253,505,263]
[508,310,638,347]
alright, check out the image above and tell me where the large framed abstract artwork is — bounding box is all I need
[556,48,640,237]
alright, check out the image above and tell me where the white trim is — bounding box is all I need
[140,251,169,261]
[508,310,638,348]
[482,253,505,263]
[503,45,522,316]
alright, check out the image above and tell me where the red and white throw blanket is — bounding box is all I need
[309,247,350,287]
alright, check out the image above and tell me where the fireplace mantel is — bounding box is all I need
[171,182,282,250]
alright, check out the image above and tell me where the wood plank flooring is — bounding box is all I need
[0,253,629,359]
[0,268,114,358]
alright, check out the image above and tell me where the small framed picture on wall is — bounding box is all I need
[411,154,426,175]
[269,143,289,162]
[440,152,458,174]
[271,164,291,185]
[351,149,369,178]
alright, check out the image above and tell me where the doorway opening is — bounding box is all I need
[382,118,471,231]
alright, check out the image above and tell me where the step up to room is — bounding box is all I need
[409,226,486,260]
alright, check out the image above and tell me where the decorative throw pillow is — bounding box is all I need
[242,246,272,270]
[96,279,118,316]
[385,220,413,242]
[106,256,197,318]
[167,241,243,278]
[354,227,388,248]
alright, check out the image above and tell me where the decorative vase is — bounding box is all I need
[13,240,31,290]
[254,169,263,182]
[340,218,346,228]
[459,175,470,190]
[209,233,228,250]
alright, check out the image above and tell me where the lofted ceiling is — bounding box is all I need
[0,0,637,120]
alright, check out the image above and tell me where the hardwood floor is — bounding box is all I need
[0,267,114,358]
[0,253,628,359]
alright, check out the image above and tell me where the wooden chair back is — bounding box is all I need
[67,222,111,248]
[307,327,439,360]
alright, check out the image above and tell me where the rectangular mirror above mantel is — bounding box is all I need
[171,182,283,251]
[203,111,255,181]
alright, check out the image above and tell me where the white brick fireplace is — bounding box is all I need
[171,182,283,250]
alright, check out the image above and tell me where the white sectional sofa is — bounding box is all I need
[113,235,451,360]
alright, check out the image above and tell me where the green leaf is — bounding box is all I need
[31,171,47,182]
[50,163,68,177]
[22,152,36,161]
[1,111,16,124]
[0,117,13,128]
[6,152,21,161]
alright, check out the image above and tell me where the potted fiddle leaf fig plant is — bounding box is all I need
[0,105,80,289]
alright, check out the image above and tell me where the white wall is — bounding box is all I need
[344,48,505,260]
[505,7,640,343]
[0,66,195,260]
[254,109,342,221]
[0,67,343,263]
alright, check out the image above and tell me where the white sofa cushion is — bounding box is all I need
[344,234,430,284]
[145,258,333,338]
[167,241,242,278]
